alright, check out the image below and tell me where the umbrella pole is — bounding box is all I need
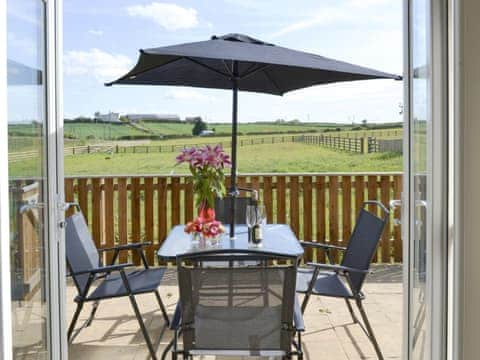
[229,61,239,239]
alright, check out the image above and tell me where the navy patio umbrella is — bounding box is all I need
[107,33,401,238]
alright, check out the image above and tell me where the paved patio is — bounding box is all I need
[68,265,403,360]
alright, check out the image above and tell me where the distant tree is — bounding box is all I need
[362,119,368,126]
[186,116,202,124]
[192,118,207,135]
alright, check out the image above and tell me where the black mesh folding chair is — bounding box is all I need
[65,204,170,360]
[214,191,257,225]
[296,201,389,360]
[167,249,304,359]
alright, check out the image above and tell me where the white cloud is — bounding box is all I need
[164,88,216,102]
[270,9,351,38]
[348,0,390,8]
[284,80,402,103]
[126,2,198,31]
[88,29,103,36]
[7,32,37,58]
[64,48,132,82]
[269,0,394,39]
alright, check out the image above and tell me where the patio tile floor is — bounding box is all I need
[68,265,402,360]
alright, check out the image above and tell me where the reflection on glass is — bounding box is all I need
[411,0,430,358]
[7,0,49,358]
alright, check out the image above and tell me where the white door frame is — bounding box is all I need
[403,0,450,359]
[1,0,66,358]
[45,0,67,358]
[0,0,14,358]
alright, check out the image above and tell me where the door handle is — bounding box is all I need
[19,200,45,214]
[389,199,402,226]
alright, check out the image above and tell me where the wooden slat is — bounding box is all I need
[157,177,168,263]
[131,177,141,265]
[289,176,300,237]
[117,178,128,263]
[263,176,273,223]
[393,175,403,262]
[77,178,89,225]
[354,175,365,216]
[342,176,352,250]
[251,175,260,194]
[144,177,155,264]
[237,175,247,192]
[276,176,286,223]
[315,176,326,262]
[380,175,391,263]
[64,178,75,218]
[328,176,339,262]
[302,176,313,261]
[184,180,194,221]
[103,177,115,264]
[91,178,103,249]
[368,175,379,261]
[171,177,181,226]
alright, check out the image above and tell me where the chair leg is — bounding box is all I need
[355,298,384,360]
[128,294,158,360]
[154,290,170,326]
[68,301,84,341]
[85,300,100,327]
[345,298,358,324]
[300,293,311,314]
[297,330,303,360]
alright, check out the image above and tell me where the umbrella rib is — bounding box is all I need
[239,64,271,80]
[184,57,230,79]
[105,56,183,86]
[221,60,234,77]
[262,69,283,95]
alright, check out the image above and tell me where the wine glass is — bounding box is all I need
[246,205,257,241]
[256,204,266,225]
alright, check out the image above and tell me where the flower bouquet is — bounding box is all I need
[176,145,231,241]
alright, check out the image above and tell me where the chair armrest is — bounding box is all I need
[170,302,182,330]
[98,242,152,252]
[71,263,134,276]
[306,262,369,275]
[293,296,305,332]
[299,241,347,251]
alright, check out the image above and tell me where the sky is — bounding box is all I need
[40,0,403,123]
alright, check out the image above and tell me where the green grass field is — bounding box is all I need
[64,123,147,140]
[141,121,345,136]
[9,121,403,144]
[8,121,403,178]
[10,142,400,177]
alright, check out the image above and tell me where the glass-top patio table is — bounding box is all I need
[157,224,304,261]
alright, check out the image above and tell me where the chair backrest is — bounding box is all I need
[177,249,297,355]
[65,211,101,295]
[341,201,389,294]
[214,196,257,224]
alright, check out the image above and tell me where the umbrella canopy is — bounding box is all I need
[107,33,401,238]
[107,33,400,93]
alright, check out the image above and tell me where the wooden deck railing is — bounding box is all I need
[62,173,403,265]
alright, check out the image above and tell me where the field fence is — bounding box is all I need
[9,132,403,162]
[368,138,403,153]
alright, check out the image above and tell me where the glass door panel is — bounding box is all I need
[407,0,448,358]
[7,0,50,358]
[410,0,430,357]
